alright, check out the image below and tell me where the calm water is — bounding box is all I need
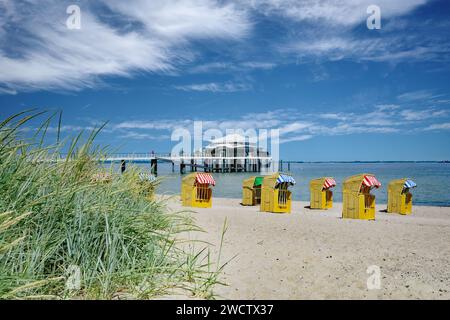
[120,162,450,207]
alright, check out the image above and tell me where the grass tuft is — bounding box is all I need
[0,111,223,300]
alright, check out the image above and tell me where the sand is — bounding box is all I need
[164,196,450,300]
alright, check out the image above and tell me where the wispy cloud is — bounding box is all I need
[188,61,276,74]
[397,90,442,102]
[400,109,447,121]
[279,122,314,135]
[1,0,443,94]
[34,100,450,143]
[115,119,191,131]
[270,0,450,65]
[424,123,450,130]
[0,86,17,95]
[246,0,428,26]
[280,135,313,143]
[2,0,450,97]
[283,35,448,64]
[78,103,449,142]
[0,0,251,92]
[174,82,252,93]
[239,62,276,70]
[120,131,170,140]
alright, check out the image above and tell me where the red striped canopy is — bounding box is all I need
[195,173,216,186]
[323,178,336,189]
[362,175,381,188]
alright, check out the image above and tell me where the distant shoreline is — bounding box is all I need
[280,161,450,164]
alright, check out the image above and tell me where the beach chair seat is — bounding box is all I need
[387,178,417,215]
[242,176,264,206]
[260,173,296,214]
[342,174,381,220]
[181,173,215,208]
[309,177,336,210]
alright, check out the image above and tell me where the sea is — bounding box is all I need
[116,162,450,207]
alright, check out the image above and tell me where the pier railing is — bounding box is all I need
[53,152,272,163]
[40,152,279,174]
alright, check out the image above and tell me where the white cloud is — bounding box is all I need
[35,102,450,141]
[120,131,170,140]
[188,61,276,74]
[279,122,314,135]
[247,0,427,26]
[174,82,252,92]
[0,0,251,92]
[397,90,440,102]
[45,125,95,133]
[104,0,250,42]
[189,62,232,73]
[115,120,192,131]
[284,34,446,63]
[240,62,276,69]
[375,104,400,111]
[112,105,449,141]
[315,123,400,135]
[424,123,450,131]
[0,0,445,93]
[280,135,313,143]
[268,0,450,64]
[400,109,447,121]
[318,113,348,120]
[241,110,293,122]
[0,86,17,95]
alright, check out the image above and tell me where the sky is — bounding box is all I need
[1,0,450,161]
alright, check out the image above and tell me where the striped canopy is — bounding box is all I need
[404,179,417,189]
[276,174,296,185]
[323,178,336,189]
[195,173,216,186]
[362,175,381,188]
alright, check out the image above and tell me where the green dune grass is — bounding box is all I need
[0,111,223,300]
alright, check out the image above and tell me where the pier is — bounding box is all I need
[99,153,274,175]
[46,153,298,175]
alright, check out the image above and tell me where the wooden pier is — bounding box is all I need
[54,153,296,175]
[101,153,273,175]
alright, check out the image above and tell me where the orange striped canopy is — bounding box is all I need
[362,175,381,188]
[195,173,216,186]
[323,178,336,189]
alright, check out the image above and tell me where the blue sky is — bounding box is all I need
[1,0,450,161]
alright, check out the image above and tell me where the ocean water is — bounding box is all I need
[121,162,450,207]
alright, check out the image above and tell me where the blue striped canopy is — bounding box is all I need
[277,174,296,185]
[404,179,417,189]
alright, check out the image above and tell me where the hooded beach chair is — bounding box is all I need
[309,177,336,209]
[342,174,381,220]
[242,176,264,206]
[181,172,215,208]
[387,178,417,215]
[260,173,296,214]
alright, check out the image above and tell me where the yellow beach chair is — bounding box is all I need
[342,174,381,220]
[387,178,417,215]
[260,173,296,214]
[242,176,264,206]
[310,177,336,209]
[181,172,215,208]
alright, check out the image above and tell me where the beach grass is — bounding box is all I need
[0,111,222,299]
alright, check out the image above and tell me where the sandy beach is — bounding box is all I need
[164,196,450,300]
